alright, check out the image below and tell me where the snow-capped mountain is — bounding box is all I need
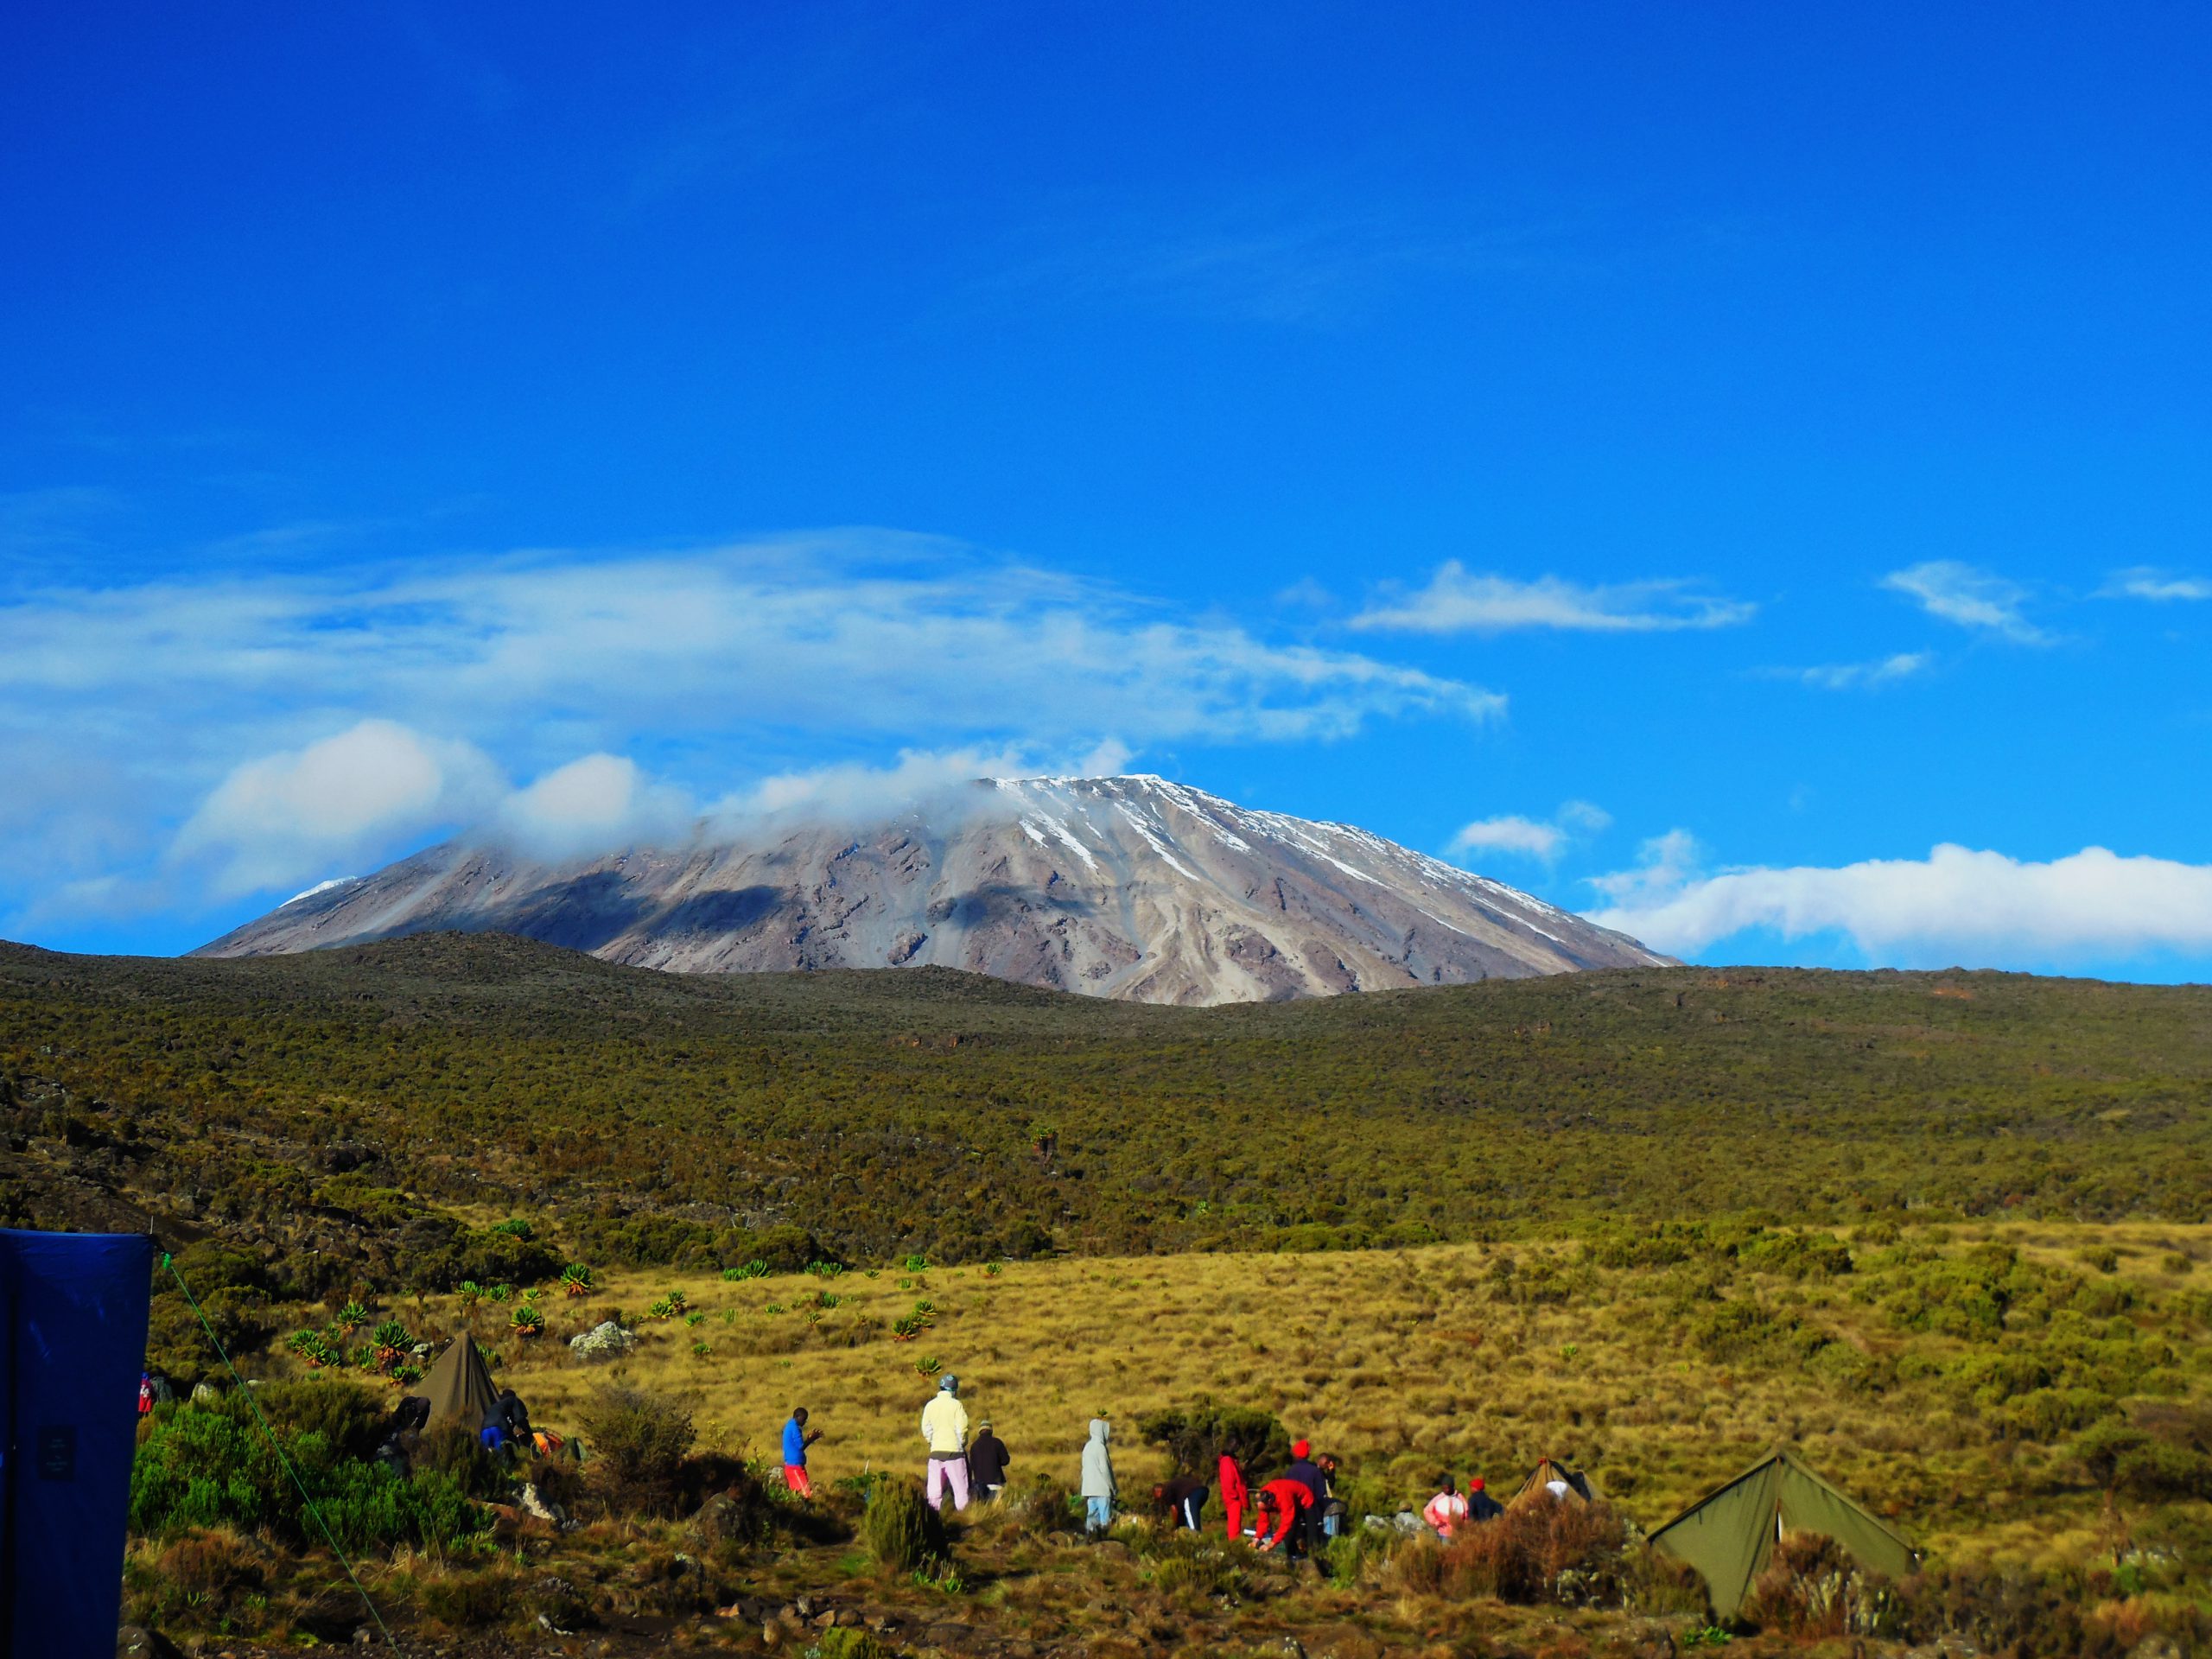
[194,775,1670,1003]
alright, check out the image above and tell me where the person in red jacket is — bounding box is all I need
[1218,1452,1249,1541]
[1252,1478,1314,1552]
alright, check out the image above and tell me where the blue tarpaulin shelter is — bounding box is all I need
[0,1229,152,1659]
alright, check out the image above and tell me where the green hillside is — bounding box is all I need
[4,932,2209,1291]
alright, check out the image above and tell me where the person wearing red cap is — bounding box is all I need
[1281,1440,1327,1561]
[1252,1477,1314,1553]
[1468,1475,1503,1522]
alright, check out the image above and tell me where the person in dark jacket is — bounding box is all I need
[1153,1474,1209,1530]
[498,1389,533,1446]
[1466,1475,1503,1521]
[1281,1440,1328,1560]
[967,1420,1011,1500]
[1315,1452,1349,1541]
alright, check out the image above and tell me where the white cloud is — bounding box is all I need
[1450,815,1565,861]
[1880,562,2047,644]
[2101,567,2212,602]
[1351,565,1754,634]
[174,720,500,896]
[1447,799,1611,864]
[1779,652,1933,691]
[1,533,1503,918]
[1586,836,2212,966]
[494,753,694,859]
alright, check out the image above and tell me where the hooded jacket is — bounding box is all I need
[1080,1418,1116,1499]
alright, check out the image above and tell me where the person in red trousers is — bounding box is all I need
[1252,1478,1314,1552]
[1218,1452,1249,1541]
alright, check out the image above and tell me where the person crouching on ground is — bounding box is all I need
[1154,1472,1208,1531]
[920,1374,971,1513]
[1080,1415,1117,1536]
[967,1418,1010,1502]
[1252,1478,1315,1554]
[781,1406,823,1497]
[1423,1474,1469,1541]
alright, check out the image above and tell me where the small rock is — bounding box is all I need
[518,1480,564,1523]
[116,1625,182,1659]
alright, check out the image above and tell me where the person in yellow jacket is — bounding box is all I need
[919,1373,971,1512]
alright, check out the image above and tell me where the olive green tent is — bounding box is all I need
[423,1334,499,1433]
[1647,1447,1917,1619]
[1509,1456,1596,1510]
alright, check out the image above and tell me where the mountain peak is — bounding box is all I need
[197,778,1669,1003]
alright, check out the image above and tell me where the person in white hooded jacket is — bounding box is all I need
[1079,1416,1116,1536]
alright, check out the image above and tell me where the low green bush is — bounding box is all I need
[861,1477,948,1573]
[577,1384,696,1512]
[128,1397,486,1552]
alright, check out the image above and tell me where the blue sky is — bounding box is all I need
[5,3,2210,977]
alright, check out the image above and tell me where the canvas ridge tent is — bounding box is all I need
[422,1335,499,1434]
[1509,1456,1596,1510]
[1646,1446,1918,1619]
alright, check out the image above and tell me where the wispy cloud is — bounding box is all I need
[1448,800,1611,864]
[2101,566,2212,602]
[0,531,1501,918]
[1351,565,1755,635]
[1586,835,2212,967]
[991,181,1577,327]
[1771,652,1933,691]
[1880,561,2048,644]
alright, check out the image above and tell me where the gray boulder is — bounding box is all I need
[569,1319,636,1361]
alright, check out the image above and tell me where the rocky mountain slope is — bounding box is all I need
[194,775,1669,1002]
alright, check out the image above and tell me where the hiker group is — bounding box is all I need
[778,1376,1461,1562]
[778,1375,1917,1612]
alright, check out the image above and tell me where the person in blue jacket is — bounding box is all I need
[781,1406,823,1496]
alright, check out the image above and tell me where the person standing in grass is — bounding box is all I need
[1423,1474,1469,1541]
[780,1406,822,1497]
[1219,1452,1249,1541]
[966,1418,1011,1502]
[1466,1475,1503,1522]
[1282,1439,1328,1560]
[1080,1415,1117,1535]
[920,1374,971,1513]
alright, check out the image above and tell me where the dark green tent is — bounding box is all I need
[423,1335,499,1434]
[1647,1447,1917,1619]
[1509,1456,1597,1510]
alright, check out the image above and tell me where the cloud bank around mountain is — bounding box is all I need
[2,536,1509,914]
